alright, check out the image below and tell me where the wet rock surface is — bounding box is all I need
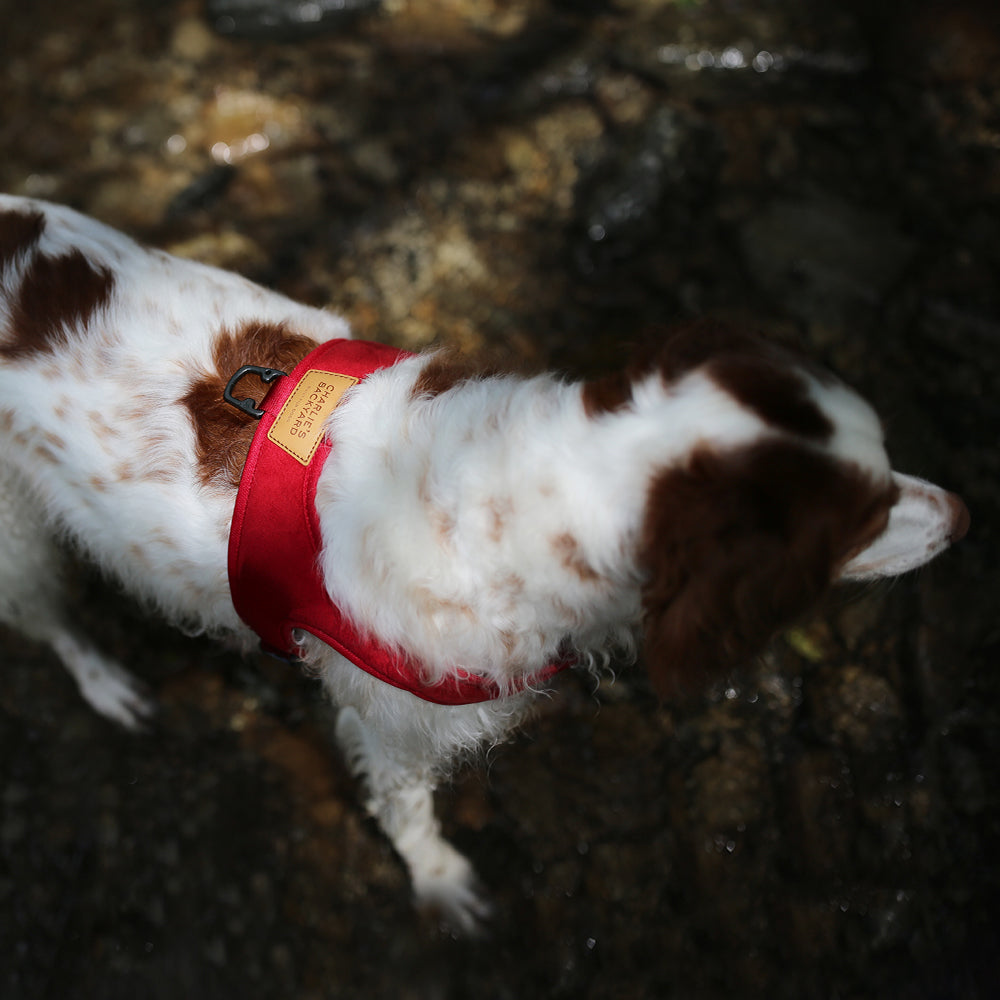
[1,0,998,997]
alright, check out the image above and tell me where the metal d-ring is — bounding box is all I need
[223,364,287,419]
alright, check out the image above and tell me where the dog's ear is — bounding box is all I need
[839,471,969,580]
[638,442,894,697]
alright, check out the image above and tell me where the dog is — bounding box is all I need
[0,195,969,932]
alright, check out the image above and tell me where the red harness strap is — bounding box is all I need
[226,338,567,706]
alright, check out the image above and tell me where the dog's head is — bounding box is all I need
[586,323,969,695]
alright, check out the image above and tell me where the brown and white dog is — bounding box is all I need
[0,195,968,931]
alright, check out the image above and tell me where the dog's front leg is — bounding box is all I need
[335,705,492,935]
[0,465,154,730]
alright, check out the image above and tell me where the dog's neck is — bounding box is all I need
[313,358,654,688]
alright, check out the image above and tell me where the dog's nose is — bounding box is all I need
[945,491,970,543]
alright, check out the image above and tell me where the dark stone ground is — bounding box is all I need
[1,0,998,997]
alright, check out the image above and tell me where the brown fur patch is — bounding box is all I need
[1,249,115,360]
[581,321,737,418]
[552,532,601,583]
[582,320,833,440]
[143,466,181,484]
[42,430,66,451]
[429,505,457,545]
[32,443,60,465]
[150,528,180,549]
[410,347,525,401]
[497,570,525,596]
[181,322,318,488]
[499,629,518,655]
[708,356,833,440]
[412,585,476,622]
[410,352,487,399]
[412,353,477,398]
[485,496,514,544]
[128,543,151,568]
[0,209,45,270]
[638,440,895,697]
[580,369,634,418]
[114,460,137,481]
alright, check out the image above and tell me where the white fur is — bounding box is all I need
[840,472,968,579]
[0,195,967,933]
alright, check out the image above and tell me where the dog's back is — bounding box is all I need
[0,196,349,633]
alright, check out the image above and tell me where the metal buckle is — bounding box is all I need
[223,365,287,419]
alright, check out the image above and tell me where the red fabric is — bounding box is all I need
[227,338,568,705]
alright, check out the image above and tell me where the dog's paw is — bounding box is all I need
[55,637,156,731]
[411,842,494,937]
[79,660,156,731]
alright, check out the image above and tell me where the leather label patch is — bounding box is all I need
[267,369,358,465]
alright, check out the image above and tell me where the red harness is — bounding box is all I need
[226,339,567,705]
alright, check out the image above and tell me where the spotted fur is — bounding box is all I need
[182,321,318,487]
[0,195,968,935]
